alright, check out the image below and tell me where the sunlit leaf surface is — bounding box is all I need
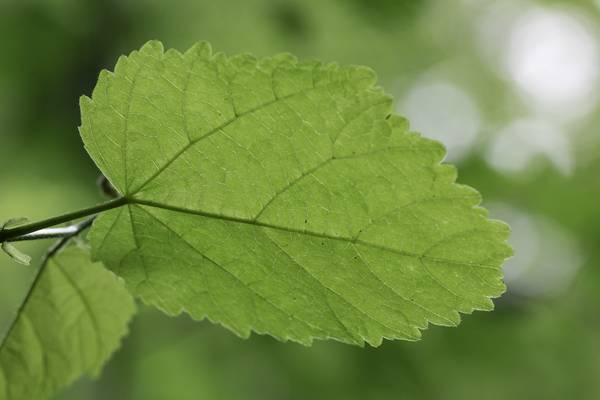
[82,41,511,346]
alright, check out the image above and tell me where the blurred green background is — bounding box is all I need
[1,0,600,398]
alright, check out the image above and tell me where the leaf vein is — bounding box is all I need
[129,77,372,195]
[135,205,328,339]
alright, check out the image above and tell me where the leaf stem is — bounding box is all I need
[0,197,127,243]
[8,218,96,242]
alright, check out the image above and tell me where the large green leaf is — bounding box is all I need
[0,246,135,400]
[81,41,511,346]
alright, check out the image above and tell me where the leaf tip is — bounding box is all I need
[185,41,213,59]
[140,39,165,55]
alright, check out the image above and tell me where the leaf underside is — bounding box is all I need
[0,246,136,400]
[81,40,512,346]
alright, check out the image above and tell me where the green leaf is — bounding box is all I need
[0,246,136,400]
[81,40,511,346]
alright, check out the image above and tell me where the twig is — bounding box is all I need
[0,197,126,243]
[6,218,95,243]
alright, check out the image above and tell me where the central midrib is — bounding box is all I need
[123,197,499,271]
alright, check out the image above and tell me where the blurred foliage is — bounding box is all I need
[1,0,599,399]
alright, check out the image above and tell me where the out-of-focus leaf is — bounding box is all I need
[0,246,136,400]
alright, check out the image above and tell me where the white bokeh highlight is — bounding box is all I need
[489,203,583,298]
[398,81,481,162]
[486,117,573,175]
[506,8,600,118]
[477,2,600,120]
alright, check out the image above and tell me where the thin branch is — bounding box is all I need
[7,218,95,243]
[0,197,127,243]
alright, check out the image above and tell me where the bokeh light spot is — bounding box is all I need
[489,203,583,298]
[398,81,481,162]
[486,117,573,176]
[506,7,600,118]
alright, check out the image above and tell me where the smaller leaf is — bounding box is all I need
[0,242,31,266]
[0,245,136,400]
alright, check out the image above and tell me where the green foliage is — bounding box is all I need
[0,246,135,400]
[3,1,599,398]
[81,41,511,346]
